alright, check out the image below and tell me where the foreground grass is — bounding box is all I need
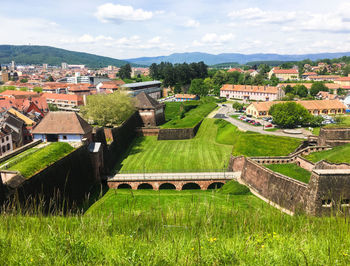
[305,143,350,164]
[161,102,217,128]
[215,119,302,156]
[116,119,232,172]
[264,163,311,183]
[7,142,74,178]
[2,188,350,264]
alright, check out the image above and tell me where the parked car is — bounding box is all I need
[240,116,246,120]
[254,122,261,126]
[265,124,273,128]
[246,114,252,118]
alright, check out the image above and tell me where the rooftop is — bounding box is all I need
[121,81,161,88]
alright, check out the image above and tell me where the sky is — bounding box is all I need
[1,0,350,59]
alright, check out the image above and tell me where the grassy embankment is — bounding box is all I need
[161,100,217,128]
[264,164,311,183]
[2,184,350,264]
[7,142,74,178]
[215,119,302,156]
[305,143,350,164]
[116,119,302,173]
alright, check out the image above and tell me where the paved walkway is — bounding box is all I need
[108,172,240,181]
[215,105,307,139]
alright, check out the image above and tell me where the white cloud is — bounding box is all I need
[228,8,296,24]
[95,3,153,23]
[201,33,235,43]
[184,19,200,28]
[148,36,161,44]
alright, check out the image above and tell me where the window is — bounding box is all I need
[1,138,3,143]
[7,144,10,151]
[341,199,350,207]
[62,135,67,140]
[6,136,8,141]
[2,146,5,153]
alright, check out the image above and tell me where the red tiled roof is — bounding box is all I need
[175,94,197,99]
[336,77,350,81]
[227,68,243,73]
[273,69,298,74]
[42,93,83,103]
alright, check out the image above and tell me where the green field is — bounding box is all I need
[264,163,311,183]
[7,142,74,178]
[215,119,302,156]
[117,119,232,172]
[161,102,217,128]
[3,186,350,264]
[305,143,350,164]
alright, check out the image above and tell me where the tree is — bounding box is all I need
[20,87,28,91]
[47,75,54,82]
[294,85,308,98]
[48,103,59,111]
[81,91,135,126]
[310,82,329,96]
[20,78,28,83]
[284,85,294,94]
[269,102,312,128]
[203,78,214,95]
[33,87,43,93]
[232,101,243,111]
[189,78,208,96]
[118,64,132,80]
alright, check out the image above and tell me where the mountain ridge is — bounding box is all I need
[0,45,133,68]
[127,51,350,66]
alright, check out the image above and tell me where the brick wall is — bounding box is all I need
[295,156,315,171]
[318,127,350,147]
[136,127,160,136]
[240,158,309,213]
[158,120,203,140]
[314,160,350,170]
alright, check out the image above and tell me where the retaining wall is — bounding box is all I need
[136,127,160,136]
[157,120,203,140]
[318,127,350,147]
[240,157,308,213]
[295,156,315,172]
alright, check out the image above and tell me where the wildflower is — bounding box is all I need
[191,248,194,251]
[208,237,217,243]
[261,245,265,248]
[343,252,348,256]
[30,258,33,262]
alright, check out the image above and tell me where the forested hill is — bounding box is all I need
[0,45,132,68]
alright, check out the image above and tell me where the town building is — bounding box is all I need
[0,112,25,148]
[121,81,162,99]
[307,75,341,82]
[174,94,199,101]
[335,76,350,87]
[42,93,84,111]
[32,112,92,142]
[315,91,338,100]
[135,92,165,127]
[96,80,125,93]
[268,68,299,80]
[0,127,13,156]
[277,83,341,92]
[220,84,284,101]
[246,100,346,118]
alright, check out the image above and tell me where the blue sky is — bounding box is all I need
[1,0,350,59]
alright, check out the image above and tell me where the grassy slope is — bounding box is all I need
[264,164,311,183]
[0,189,345,264]
[8,142,74,178]
[161,102,216,128]
[305,143,350,164]
[117,119,232,172]
[215,119,302,156]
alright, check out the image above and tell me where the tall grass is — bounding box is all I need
[1,188,350,264]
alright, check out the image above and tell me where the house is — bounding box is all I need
[42,93,84,111]
[7,108,38,144]
[0,112,25,148]
[121,81,162,99]
[246,100,346,118]
[32,112,92,143]
[220,84,284,101]
[335,76,350,87]
[307,75,341,82]
[277,83,341,92]
[96,80,125,94]
[301,72,317,79]
[268,68,299,80]
[316,91,338,100]
[174,94,199,102]
[227,68,243,73]
[0,127,13,156]
[135,92,165,127]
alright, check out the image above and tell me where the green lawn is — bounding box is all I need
[163,101,199,122]
[305,143,350,164]
[161,102,217,128]
[7,142,74,178]
[116,119,233,172]
[264,163,311,183]
[215,119,302,156]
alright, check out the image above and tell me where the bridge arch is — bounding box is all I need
[117,183,132,189]
[182,182,201,190]
[137,183,153,190]
[159,183,176,190]
[207,182,225,190]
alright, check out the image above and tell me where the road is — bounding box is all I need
[214,105,308,139]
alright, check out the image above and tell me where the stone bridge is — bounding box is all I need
[107,172,240,190]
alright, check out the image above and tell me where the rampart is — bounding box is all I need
[231,156,350,216]
[0,140,42,165]
[318,127,350,147]
[157,120,203,140]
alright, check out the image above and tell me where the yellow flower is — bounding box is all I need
[30,258,33,262]
[191,248,194,251]
[261,245,265,248]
